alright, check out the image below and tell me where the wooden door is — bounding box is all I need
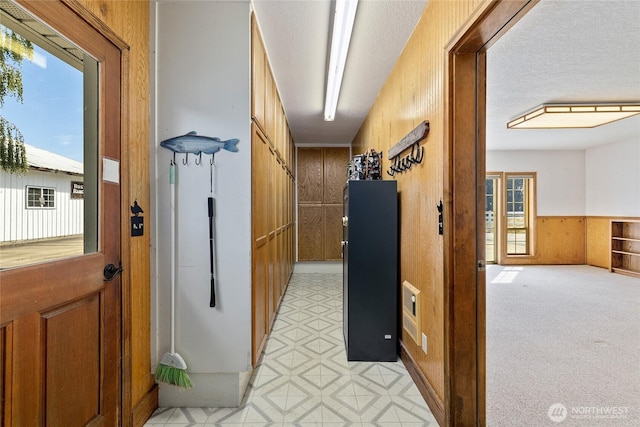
[297,147,349,261]
[251,124,269,365]
[0,1,122,425]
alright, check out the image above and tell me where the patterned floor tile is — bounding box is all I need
[155,272,435,426]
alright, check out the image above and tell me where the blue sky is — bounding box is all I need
[2,33,83,162]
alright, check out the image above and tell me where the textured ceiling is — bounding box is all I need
[253,0,640,151]
[487,0,640,150]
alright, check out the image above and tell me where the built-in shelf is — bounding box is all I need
[610,220,640,278]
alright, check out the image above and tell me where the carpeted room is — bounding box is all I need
[486,265,639,426]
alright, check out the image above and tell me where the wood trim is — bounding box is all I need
[1,324,13,426]
[255,236,268,248]
[400,342,445,426]
[61,0,129,50]
[131,384,158,427]
[119,45,134,427]
[445,51,480,427]
[476,50,487,427]
[589,216,640,221]
[448,0,539,53]
[445,1,536,425]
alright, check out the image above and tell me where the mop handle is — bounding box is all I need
[208,197,216,307]
[169,162,176,354]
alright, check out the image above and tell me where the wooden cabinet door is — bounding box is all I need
[298,205,323,260]
[323,148,350,204]
[297,148,323,204]
[251,125,269,364]
[297,147,349,261]
[0,1,121,425]
[323,205,344,260]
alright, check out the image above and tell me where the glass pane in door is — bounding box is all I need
[485,177,497,263]
[0,6,97,269]
[505,176,528,255]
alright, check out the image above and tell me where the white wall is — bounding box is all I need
[152,0,252,406]
[486,150,586,216]
[0,170,83,242]
[585,139,640,217]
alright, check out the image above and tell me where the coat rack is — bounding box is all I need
[387,120,429,176]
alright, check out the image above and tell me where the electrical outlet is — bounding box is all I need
[422,333,427,353]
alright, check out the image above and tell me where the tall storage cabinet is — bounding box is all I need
[343,180,398,361]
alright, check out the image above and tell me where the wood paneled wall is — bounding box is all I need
[500,216,586,265]
[251,14,295,366]
[73,1,154,425]
[535,217,585,264]
[586,217,612,268]
[351,0,484,416]
[297,147,350,261]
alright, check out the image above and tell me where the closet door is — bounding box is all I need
[297,147,349,261]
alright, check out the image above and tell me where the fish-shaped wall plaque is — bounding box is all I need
[160,131,239,154]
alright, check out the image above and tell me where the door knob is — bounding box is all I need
[103,262,123,281]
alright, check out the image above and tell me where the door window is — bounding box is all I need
[485,176,499,263]
[505,175,532,255]
[0,10,98,269]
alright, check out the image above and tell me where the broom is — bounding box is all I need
[156,161,193,388]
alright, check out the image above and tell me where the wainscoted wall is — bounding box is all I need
[352,0,485,415]
[500,216,586,265]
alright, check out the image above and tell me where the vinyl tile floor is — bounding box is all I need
[145,272,437,427]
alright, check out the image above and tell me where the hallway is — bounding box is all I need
[145,272,436,426]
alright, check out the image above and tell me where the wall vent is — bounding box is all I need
[402,280,421,345]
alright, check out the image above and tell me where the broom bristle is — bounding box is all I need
[155,363,193,388]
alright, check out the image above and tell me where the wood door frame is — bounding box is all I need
[444,0,538,425]
[6,0,133,425]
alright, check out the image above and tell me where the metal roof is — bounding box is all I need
[26,144,83,176]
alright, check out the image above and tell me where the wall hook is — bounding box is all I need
[403,156,412,170]
[414,145,424,163]
[182,153,189,165]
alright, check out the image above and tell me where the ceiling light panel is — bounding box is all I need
[507,104,640,129]
[324,0,358,122]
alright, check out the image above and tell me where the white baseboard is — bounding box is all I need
[158,370,252,407]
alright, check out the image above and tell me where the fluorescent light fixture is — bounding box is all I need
[324,0,358,121]
[507,103,640,129]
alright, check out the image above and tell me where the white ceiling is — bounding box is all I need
[487,0,640,150]
[252,0,640,151]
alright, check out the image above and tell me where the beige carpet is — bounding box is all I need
[486,265,639,426]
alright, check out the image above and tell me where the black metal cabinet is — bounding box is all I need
[342,180,398,361]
